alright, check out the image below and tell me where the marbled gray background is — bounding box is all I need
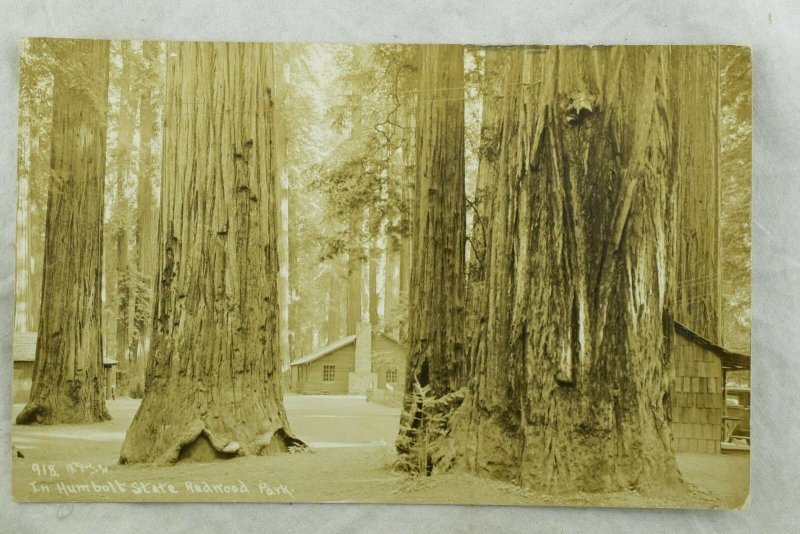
[1,1,798,532]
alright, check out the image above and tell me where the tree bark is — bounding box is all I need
[465,48,511,379]
[119,42,303,464]
[16,39,111,425]
[129,40,161,394]
[397,45,466,467]
[674,47,721,342]
[448,46,689,494]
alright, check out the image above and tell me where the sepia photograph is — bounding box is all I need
[11,39,751,508]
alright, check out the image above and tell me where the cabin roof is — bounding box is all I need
[377,332,402,345]
[13,331,117,366]
[290,330,404,367]
[673,321,750,371]
[290,334,358,367]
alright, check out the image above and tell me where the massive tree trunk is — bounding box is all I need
[129,40,161,394]
[119,42,303,464]
[396,45,466,468]
[16,39,111,425]
[447,46,690,494]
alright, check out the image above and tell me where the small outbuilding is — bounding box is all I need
[670,321,750,454]
[290,323,405,395]
[13,331,118,403]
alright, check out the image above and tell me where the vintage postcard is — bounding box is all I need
[11,39,751,508]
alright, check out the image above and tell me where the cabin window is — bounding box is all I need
[323,365,336,382]
[385,368,398,384]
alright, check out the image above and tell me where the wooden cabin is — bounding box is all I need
[13,331,118,403]
[670,321,750,454]
[290,324,405,395]
[371,332,405,390]
[12,332,37,403]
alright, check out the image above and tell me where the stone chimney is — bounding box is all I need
[349,322,376,393]
[354,322,372,372]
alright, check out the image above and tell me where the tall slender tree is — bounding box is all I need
[396,44,466,465]
[16,39,53,334]
[273,48,292,371]
[15,88,34,333]
[465,47,511,378]
[129,40,163,394]
[16,39,111,425]
[111,40,141,393]
[326,258,345,343]
[346,220,364,334]
[120,42,303,464]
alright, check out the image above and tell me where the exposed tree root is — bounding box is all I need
[15,403,45,425]
[15,400,111,426]
[120,419,308,466]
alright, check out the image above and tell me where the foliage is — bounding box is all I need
[719,46,752,352]
[278,44,347,355]
[382,294,409,343]
[395,382,465,476]
[313,44,417,255]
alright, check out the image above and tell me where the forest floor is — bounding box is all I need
[11,396,749,509]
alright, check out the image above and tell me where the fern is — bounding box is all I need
[395,380,465,476]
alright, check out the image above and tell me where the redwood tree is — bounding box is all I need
[465,47,511,378]
[447,46,693,494]
[674,47,722,342]
[16,39,111,425]
[397,44,466,465]
[120,42,303,464]
[112,40,140,394]
[129,40,162,394]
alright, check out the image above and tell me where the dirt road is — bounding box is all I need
[10,396,749,508]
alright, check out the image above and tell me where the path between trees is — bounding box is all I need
[11,396,748,507]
